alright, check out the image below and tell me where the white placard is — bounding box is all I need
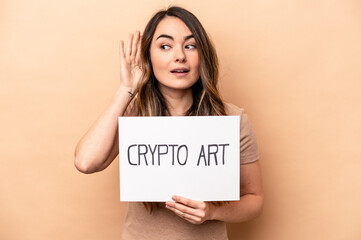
[118,116,240,202]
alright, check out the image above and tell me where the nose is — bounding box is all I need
[174,47,186,63]
[175,57,185,63]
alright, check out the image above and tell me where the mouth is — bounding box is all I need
[170,68,190,74]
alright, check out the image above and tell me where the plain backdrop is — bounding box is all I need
[1,0,360,239]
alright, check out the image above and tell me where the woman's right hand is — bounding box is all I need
[74,31,143,174]
[119,31,143,94]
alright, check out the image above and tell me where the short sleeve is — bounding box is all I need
[225,103,259,164]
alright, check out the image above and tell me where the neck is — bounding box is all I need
[160,87,193,116]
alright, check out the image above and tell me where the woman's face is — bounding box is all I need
[150,16,200,94]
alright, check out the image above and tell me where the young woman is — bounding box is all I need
[75,6,263,239]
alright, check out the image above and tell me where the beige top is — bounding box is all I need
[120,103,259,240]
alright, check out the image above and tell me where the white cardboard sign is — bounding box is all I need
[118,116,240,202]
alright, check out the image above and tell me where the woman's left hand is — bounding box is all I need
[166,195,215,224]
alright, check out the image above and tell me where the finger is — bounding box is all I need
[131,31,140,61]
[135,34,142,65]
[119,40,125,58]
[126,33,133,57]
[172,195,201,209]
[119,40,127,66]
[166,200,199,216]
[166,205,201,224]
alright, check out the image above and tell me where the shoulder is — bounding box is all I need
[224,102,245,117]
[223,102,253,129]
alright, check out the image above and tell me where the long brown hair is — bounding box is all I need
[135,6,227,212]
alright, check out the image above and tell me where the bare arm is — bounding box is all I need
[74,88,133,173]
[166,161,263,224]
[74,31,142,174]
[209,161,263,222]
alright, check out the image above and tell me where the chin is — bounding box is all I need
[158,78,198,92]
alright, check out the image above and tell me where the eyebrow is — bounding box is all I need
[156,34,194,41]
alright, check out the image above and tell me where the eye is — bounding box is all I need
[185,44,196,50]
[160,44,171,50]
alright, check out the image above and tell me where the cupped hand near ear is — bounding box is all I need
[119,30,142,94]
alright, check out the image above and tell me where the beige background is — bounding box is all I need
[1,0,360,239]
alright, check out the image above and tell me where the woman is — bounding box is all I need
[75,6,263,239]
